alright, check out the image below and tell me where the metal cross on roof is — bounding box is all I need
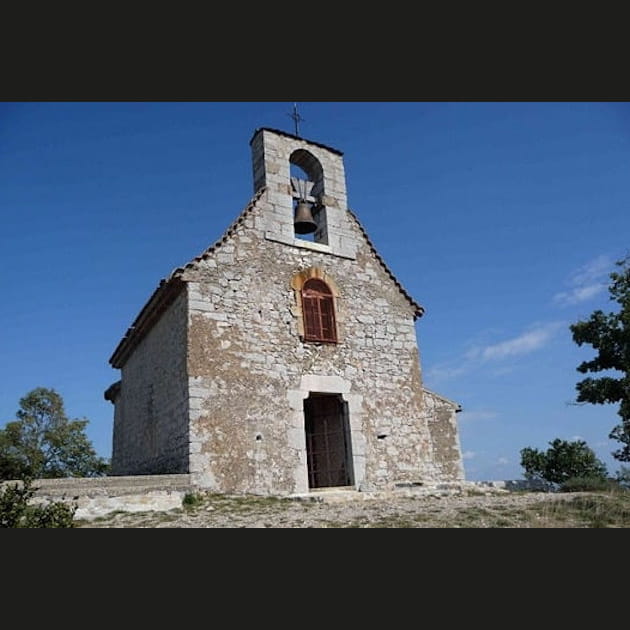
[288,103,305,137]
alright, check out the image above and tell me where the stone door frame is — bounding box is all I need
[287,375,365,494]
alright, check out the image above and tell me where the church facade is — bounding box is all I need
[105,127,464,494]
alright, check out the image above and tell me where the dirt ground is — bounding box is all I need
[75,488,628,528]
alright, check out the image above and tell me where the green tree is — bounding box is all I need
[0,387,109,481]
[570,255,630,461]
[520,438,608,487]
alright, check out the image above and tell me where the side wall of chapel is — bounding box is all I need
[111,290,190,475]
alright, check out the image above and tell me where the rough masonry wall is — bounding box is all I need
[182,192,456,494]
[111,290,189,475]
[423,389,465,481]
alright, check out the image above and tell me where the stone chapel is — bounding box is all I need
[104,127,464,494]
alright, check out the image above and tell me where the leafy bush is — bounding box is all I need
[560,476,617,493]
[0,481,31,527]
[24,500,77,527]
[182,492,204,509]
[520,438,608,489]
[615,466,630,489]
[0,479,76,528]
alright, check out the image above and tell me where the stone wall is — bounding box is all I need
[111,290,190,475]
[3,475,193,520]
[423,388,465,481]
[181,189,458,494]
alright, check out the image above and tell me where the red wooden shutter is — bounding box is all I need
[302,279,337,343]
[319,294,336,342]
[303,293,319,339]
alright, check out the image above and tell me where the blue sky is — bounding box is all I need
[1,101,628,481]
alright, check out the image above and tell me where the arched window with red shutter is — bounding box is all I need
[302,278,337,343]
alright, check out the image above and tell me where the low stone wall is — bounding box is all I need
[288,479,549,502]
[1,474,194,521]
[466,479,548,492]
[395,479,549,497]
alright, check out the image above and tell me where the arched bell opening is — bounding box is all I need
[289,149,328,244]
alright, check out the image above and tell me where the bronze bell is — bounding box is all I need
[294,200,317,234]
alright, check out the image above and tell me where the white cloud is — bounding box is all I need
[469,322,563,362]
[554,284,605,306]
[463,347,480,361]
[553,255,612,306]
[462,450,476,460]
[497,457,509,465]
[572,255,613,286]
[425,322,563,386]
[570,435,584,442]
